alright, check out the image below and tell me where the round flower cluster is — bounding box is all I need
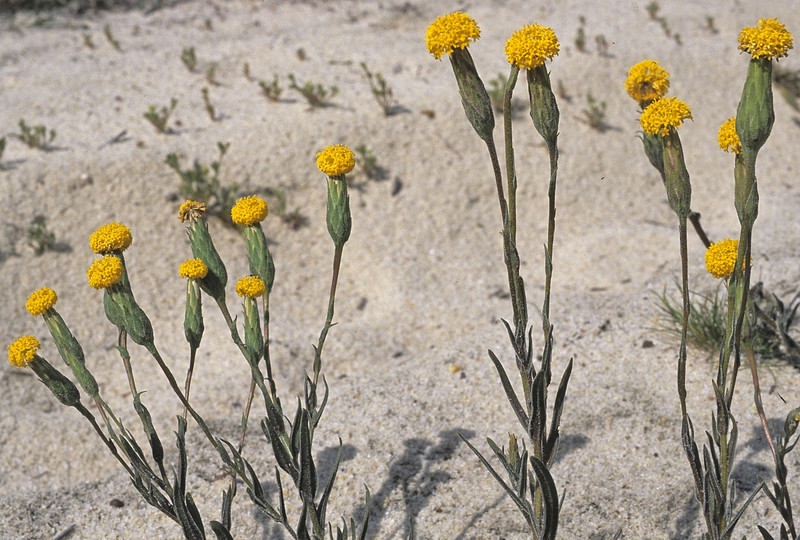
[8,335,40,368]
[179,258,209,280]
[717,118,742,154]
[316,145,355,176]
[640,97,692,137]
[236,276,265,298]
[624,60,670,103]
[26,287,57,316]
[738,18,793,60]
[504,23,559,69]
[705,238,739,279]
[425,11,480,60]
[87,256,124,289]
[89,222,133,254]
[178,200,207,223]
[231,196,268,226]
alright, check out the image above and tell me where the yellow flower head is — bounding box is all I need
[8,335,40,368]
[236,275,265,299]
[231,196,268,226]
[504,23,559,69]
[26,287,57,316]
[640,97,693,136]
[316,145,355,176]
[425,11,480,60]
[89,222,132,254]
[179,200,207,223]
[87,256,124,289]
[705,238,739,279]
[179,258,209,280]
[624,60,670,103]
[718,117,742,154]
[738,18,793,60]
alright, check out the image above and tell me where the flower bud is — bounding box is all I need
[326,176,352,248]
[183,279,204,352]
[242,225,275,295]
[527,64,559,150]
[735,58,774,156]
[30,356,81,408]
[449,48,495,143]
[661,129,692,219]
[43,309,99,398]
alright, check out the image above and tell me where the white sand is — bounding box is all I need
[1,0,800,538]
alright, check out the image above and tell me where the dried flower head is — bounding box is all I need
[8,335,40,368]
[718,117,742,154]
[179,258,209,280]
[738,18,793,60]
[26,287,57,316]
[705,238,739,279]
[640,97,693,136]
[236,275,265,298]
[316,144,355,176]
[425,11,480,60]
[504,23,559,69]
[231,195,268,226]
[179,200,207,223]
[624,60,670,103]
[89,222,132,254]
[87,256,124,289]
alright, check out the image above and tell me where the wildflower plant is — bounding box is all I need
[628,18,798,539]
[259,75,283,102]
[427,12,572,538]
[27,215,57,255]
[181,46,197,72]
[9,147,369,539]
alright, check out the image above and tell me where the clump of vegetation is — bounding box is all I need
[27,215,56,256]
[165,142,236,222]
[242,62,251,81]
[360,62,397,115]
[0,137,6,162]
[287,73,337,107]
[13,119,56,150]
[580,93,608,131]
[354,144,388,182]
[181,46,197,72]
[258,76,282,102]
[595,34,609,56]
[266,187,306,230]
[143,98,178,134]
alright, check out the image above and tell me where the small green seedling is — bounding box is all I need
[81,32,94,49]
[242,62,251,81]
[143,98,178,134]
[595,34,609,56]
[268,188,306,230]
[0,137,6,162]
[27,215,56,256]
[287,73,338,107]
[296,47,306,61]
[258,76,282,101]
[205,64,218,85]
[181,47,197,72]
[201,88,216,121]
[360,62,397,115]
[574,17,586,52]
[103,24,121,51]
[646,1,660,20]
[14,119,56,150]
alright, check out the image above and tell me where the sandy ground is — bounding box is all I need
[1,0,800,538]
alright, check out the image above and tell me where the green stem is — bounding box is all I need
[181,346,198,420]
[542,143,558,335]
[313,244,342,388]
[504,66,520,245]
[677,217,689,419]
